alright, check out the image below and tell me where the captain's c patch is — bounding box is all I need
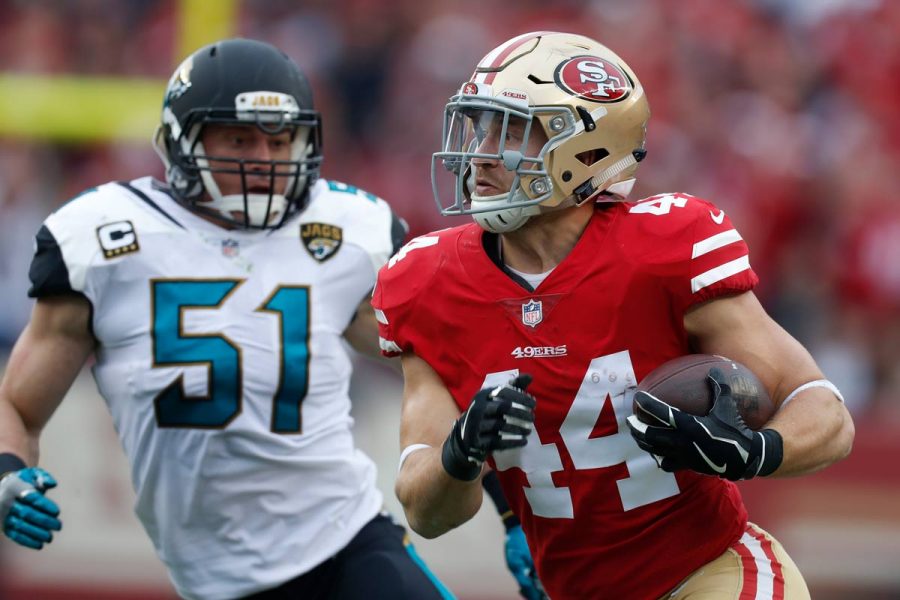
[301,222,343,262]
[97,220,139,259]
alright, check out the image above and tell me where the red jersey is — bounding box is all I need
[373,194,759,599]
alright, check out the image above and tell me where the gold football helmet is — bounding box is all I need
[432,32,649,232]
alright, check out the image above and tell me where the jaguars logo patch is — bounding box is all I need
[301,222,343,262]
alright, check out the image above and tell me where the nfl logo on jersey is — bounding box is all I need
[221,239,240,257]
[521,299,543,328]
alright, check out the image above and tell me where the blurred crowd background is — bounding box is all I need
[1,0,898,414]
[0,0,898,599]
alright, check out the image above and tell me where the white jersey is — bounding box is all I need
[29,177,402,599]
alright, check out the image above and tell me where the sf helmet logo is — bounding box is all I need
[462,82,478,95]
[554,56,632,103]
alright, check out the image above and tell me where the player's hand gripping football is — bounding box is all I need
[505,523,548,600]
[442,374,536,481]
[0,467,62,549]
[626,368,783,481]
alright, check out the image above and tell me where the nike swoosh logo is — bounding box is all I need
[710,210,725,225]
[693,442,727,474]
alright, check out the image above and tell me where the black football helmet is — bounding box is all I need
[153,38,323,229]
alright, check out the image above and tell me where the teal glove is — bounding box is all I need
[0,467,62,549]
[505,524,547,600]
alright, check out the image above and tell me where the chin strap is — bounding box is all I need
[470,183,544,233]
[574,148,646,204]
[472,202,540,233]
[472,187,628,233]
[600,178,637,200]
[468,154,643,233]
[213,193,289,227]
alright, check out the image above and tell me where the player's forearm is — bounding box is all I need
[0,395,39,465]
[0,335,47,464]
[0,301,94,465]
[767,387,854,477]
[396,448,483,538]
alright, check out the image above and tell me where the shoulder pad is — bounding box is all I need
[374,224,467,306]
[625,193,757,309]
[299,179,400,273]
[372,227,461,356]
[36,180,178,295]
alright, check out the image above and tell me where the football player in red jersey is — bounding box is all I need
[373,32,854,599]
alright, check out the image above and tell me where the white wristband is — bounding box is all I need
[398,443,432,472]
[781,379,845,408]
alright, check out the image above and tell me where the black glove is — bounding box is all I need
[442,374,536,481]
[626,368,783,481]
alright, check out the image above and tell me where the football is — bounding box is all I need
[634,354,774,430]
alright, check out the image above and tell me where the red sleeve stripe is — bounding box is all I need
[691,256,751,293]
[692,229,743,258]
[735,525,786,599]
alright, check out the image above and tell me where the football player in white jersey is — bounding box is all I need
[0,38,465,600]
